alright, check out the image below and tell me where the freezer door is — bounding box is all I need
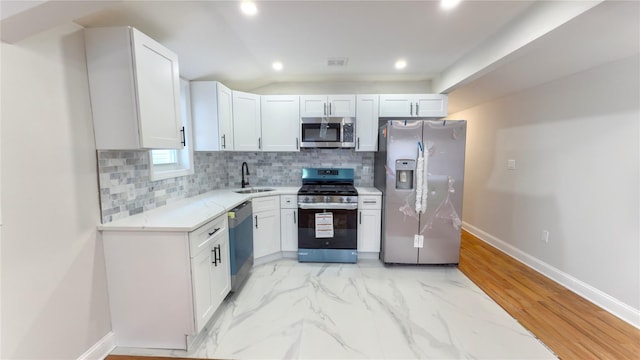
[382,120,422,264]
[418,120,466,264]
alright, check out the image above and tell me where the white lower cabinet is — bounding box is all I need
[190,216,230,333]
[253,196,281,258]
[101,214,230,350]
[280,195,298,252]
[357,195,382,253]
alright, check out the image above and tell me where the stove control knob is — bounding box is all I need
[304,197,310,203]
[344,197,350,203]
[325,196,331,202]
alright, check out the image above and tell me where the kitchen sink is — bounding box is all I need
[234,188,275,194]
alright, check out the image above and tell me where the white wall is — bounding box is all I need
[1,23,112,358]
[250,80,431,95]
[451,54,640,324]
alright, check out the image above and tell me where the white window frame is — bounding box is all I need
[149,78,195,181]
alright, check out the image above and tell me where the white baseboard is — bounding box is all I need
[462,222,640,329]
[77,331,116,360]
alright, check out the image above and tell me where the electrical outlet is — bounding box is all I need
[507,159,516,170]
[541,230,549,243]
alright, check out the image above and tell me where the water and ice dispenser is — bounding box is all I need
[395,159,416,190]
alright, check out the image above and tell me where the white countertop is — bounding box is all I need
[99,187,300,232]
[99,186,379,232]
[357,187,382,195]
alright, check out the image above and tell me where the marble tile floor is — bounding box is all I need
[111,259,556,359]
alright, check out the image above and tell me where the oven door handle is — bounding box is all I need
[298,203,358,210]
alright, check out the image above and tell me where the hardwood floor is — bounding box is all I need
[106,230,640,360]
[459,230,640,359]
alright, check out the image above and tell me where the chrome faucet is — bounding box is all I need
[241,162,250,188]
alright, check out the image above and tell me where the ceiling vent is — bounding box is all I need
[326,57,348,67]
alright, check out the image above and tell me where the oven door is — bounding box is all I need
[297,205,357,251]
[300,121,342,147]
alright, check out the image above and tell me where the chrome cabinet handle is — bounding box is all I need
[359,211,362,225]
[357,137,360,149]
[416,103,419,116]
[329,103,332,115]
[222,134,226,149]
[296,137,299,149]
[410,103,413,116]
[324,103,327,116]
[255,215,258,228]
[293,210,296,224]
[258,137,261,149]
[180,126,186,147]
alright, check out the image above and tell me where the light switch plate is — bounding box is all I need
[507,159,516,170]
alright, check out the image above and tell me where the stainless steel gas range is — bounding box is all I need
[297,168,358,263]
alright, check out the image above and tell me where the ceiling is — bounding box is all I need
[74,0,536,90]
[3,0,637,113]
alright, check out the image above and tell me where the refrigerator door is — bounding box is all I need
[418,120,466,264]
[381,120,423,263]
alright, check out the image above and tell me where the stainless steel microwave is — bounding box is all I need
[300,117,355,148]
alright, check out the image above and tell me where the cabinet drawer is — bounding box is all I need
[189,215,228,256]
[359,195,381,210]
[252,195,280,213]
[280,195,297,209]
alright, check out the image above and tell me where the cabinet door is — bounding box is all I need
[132,28,183,149]
[253,209,281,258]
[261,95,300,152]
[355,95,379,152]
[217,83,234,150]
[191,247,215,332]
[357,209,382,253]
[232,91,261,151]
[378,94,413,118]
[328,95,356,117]
[280,208,298,252]
[191,81,234,151]
[210,235,231,313]
[300,95,328,117]
[415,94,448,118]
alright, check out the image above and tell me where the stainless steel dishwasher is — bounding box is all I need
[228,201,254,292]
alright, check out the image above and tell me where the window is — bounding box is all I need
[149,78,194,181]
[152,149,178,165]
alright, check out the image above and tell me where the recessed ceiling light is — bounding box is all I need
[272,61,283,71]
[441,0,462,10]
[395,59,407,70]
[240,1,257,16]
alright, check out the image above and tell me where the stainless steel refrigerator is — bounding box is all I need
[374,120,466,264]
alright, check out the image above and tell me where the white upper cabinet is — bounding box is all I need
[300,95,356,117]
[261,95,300,152]
[355,95,379,152]
[232,91,262,151]
[378,94,448,118]
[85,27,183,150]
[191,81,234,151]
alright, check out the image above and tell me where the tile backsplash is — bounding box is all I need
[97,149,374,223]
[226,149,374,188]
